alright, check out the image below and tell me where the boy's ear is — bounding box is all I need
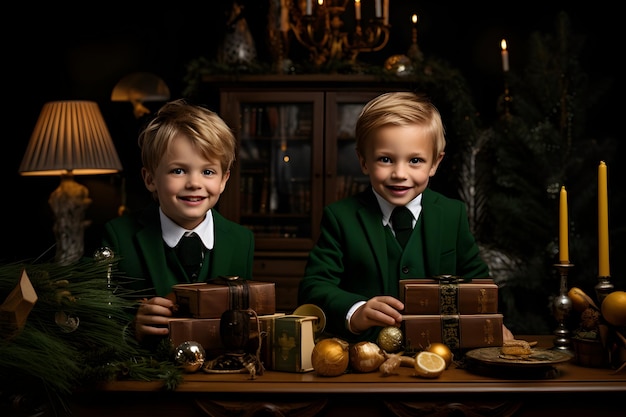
[356,150,369,174]
[429,152,445,177]
[219,169,231,194]
[142,168,156,192]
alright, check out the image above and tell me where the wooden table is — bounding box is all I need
[71,336,625,417]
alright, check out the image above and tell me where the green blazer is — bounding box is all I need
[102,203,254,298]
[298,187,489,342]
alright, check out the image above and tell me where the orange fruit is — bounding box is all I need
[414,351,446,378]
[601,291,626,327]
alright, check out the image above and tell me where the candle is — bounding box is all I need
[411,14,418,43]
[501,39,509,72]
[306,0,312,15]
[559,186,569,264]
[375,0,382,18]
[383,0,389,25]
[355,0,361,20]
[598,161,610,277]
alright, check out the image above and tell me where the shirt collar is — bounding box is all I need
[373,189,423,227]
[160,207,215,250]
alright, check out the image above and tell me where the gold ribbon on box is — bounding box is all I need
[440,315,461,350]
[433,275,467,316]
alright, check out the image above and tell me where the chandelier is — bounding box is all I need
[289,0,390,66]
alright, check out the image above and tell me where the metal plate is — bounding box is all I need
[465,347,573,367]
[293,303,326,334]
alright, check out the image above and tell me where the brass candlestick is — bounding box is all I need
[595,276,613,304]
[553,263,574,352]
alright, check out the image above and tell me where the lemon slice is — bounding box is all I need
[414,351,446,378]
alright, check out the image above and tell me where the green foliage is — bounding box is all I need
[0,258,182,416]
[477,11,619,334]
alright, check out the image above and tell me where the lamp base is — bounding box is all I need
[48,175,92,265]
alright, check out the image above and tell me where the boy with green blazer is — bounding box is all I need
[103,99,254,344]
[298,92,512,343]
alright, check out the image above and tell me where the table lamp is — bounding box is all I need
[19,101,123,265]
[111,72,170,118]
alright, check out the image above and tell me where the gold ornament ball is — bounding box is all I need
[425,342,454,368]
[377,326,404,353]
[383,54,414,76]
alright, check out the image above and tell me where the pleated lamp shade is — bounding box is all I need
[19,101,122,176]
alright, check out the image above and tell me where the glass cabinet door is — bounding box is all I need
[219,91,324,251]
[324,92,380,205]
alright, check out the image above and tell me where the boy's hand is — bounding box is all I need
[350,296,404,334]
[134,296,175,342]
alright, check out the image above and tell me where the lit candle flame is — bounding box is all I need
[412,14,418,24]
[500,39,509,72]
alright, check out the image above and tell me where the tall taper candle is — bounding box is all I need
[501,39,509,72]
[598,161,610,277]
[559,186,569,263]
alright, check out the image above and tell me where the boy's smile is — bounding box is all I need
[143,134,230,230]
[358,124,444,207]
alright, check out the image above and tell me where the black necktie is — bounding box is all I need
[176,233,204,280]
[391,206,413,249]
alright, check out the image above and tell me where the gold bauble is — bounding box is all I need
[425,342,454,368]
[377,326,404,353]
[383,54,414,76]
[349,341,386,373]
[311,338,350,377]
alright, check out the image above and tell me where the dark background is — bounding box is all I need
[3,1,621,272]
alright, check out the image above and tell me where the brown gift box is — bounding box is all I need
[168,313,285,365]
[402,314,503,350]
[172,280,276,319]
[399,278,498,315]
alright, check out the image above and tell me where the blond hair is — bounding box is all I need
[355,91,446,161]
[138,98,236,175]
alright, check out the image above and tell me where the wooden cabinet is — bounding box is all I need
[208,76,409,311]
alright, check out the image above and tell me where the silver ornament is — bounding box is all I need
[55,311,80,333]
[174,341,206,373]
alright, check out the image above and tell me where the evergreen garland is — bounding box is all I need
[475,12,619,334]
[0,258,182,416]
